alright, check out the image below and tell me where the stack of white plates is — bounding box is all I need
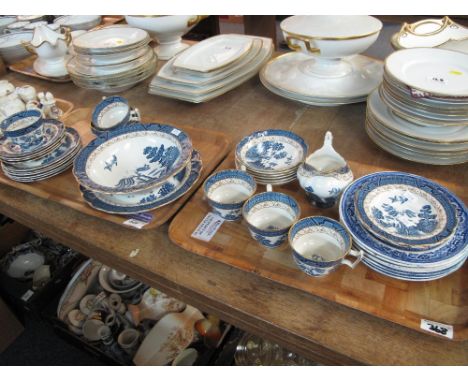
[74,123,203,215]
[0,121,82,182]
[235,129,308,186]
[366,48,468,165]
[149,34,273,103]
[339,172,468,281]
[0,31,33,64]
[67,26,156,93]
[54,15,102,31]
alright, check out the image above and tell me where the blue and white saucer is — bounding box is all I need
[339,172,467,278]
[354,172,457,248]
[73,123,193,194]
[80,150,202,215]
[0,120,66,162]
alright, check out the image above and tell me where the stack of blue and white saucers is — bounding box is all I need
[235,129,308,186]
[339,171,468,281]
[0,109,81,182]
[73,123,202,215]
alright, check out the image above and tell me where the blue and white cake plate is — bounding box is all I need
[80,150,202,215]
[339,172,468,281]
[73,123,193,194]
[354,172,458,249]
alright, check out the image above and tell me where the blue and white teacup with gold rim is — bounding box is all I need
[92,96,140,134]
[289,216,363,277]
[242,191,300,248]
[203,169,256,221]
[0,109,44,150]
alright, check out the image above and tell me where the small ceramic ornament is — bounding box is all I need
[297,131,354,208]
[128,288,186,325]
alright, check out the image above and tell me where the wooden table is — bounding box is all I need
[1,56,467,365]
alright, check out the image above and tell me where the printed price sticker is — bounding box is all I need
[171,128,181,136]
[21,289,34,302]
[191,213,225,242]
[421,319,453,339]
[123,218,149,229]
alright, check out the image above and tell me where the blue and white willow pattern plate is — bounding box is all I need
[339,172,468,265]
[80,151,202,215]
[236,130,308,172]
[355,173,457,248]
[73,123,193,194]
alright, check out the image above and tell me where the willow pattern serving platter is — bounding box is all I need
[339,172,468,268]
[236,130,308,173]
[354,173,457,248]
[73,123,193,194]
[173,34,253,73]
[80,151,202,215]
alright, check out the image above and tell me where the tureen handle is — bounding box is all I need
[187,15,208,28]
[21,40,36,55]
[285,35,321,55]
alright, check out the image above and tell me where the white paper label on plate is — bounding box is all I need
[171,128,181,136]
[21,289,34,302]
[191,213,224,242]
[420,319,453,339]
[123,218,149,229]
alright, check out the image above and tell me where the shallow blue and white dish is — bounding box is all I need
[204,169,256,221]
[73,123,193,194]
[242,191,300,248]
[355,172,457,248]
[236,130,308,173]
[80,150,202,215]
[339,172,468,266]
[0,109,44,150]
[0,119,65,162]
[91,96,140,133]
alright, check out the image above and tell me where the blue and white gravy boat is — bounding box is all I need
[297,131,353,208]
[289,216,363,277]
[204,169,256,221]
[242,191,300,248]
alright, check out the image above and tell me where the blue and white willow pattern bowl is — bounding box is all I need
[73,123,193,194]
[0,109,44,150]
[355,172,457,248]
[236,129,308,172]
[242,191,300,248]
[203,169,256,221]
[80,150,202,215]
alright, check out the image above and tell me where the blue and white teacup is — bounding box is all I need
[242,191,300,248]
[0,109,44,150]
[289,216,363,277]
[92,96,140,133]
[204,169,256,221]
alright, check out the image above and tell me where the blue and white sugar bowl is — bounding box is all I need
[91,96,140,135]
[203,169,257,221]
[297,131,353,208]
[242,191,300,248]
[0,109,44,150]
[289,216,363,277]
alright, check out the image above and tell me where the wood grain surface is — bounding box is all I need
[0,108,230,230]
[169,153,468,340]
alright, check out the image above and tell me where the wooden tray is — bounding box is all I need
[169,154,468,340]
[0,108,230,230]
[9,56,72,83]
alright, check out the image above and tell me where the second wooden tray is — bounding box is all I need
[169,154,468,341]
[0,108,230,230]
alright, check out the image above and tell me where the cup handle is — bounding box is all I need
[266,184,273,192]
[341,249,363,269]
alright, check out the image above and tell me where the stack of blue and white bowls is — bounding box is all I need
[339,171,468,281]
[0,109,81,182]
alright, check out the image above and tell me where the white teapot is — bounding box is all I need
[22,25,71,78]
